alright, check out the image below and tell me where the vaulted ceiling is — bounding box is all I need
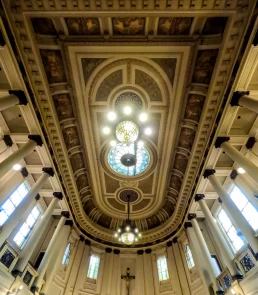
[1,0,256,247]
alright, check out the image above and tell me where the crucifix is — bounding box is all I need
[121,268,135,295]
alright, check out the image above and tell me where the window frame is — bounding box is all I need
[62,242,71,265]
[216,207,246,254]
[87,254,101,281]
[0,182,30,226]
[13,204,41,249]
[156,256,170,282]
[185,244,195,270]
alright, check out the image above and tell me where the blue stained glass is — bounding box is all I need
[108,143,150,176]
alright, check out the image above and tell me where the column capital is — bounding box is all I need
[61,211,70,218]
[218,197,223,204]
[188,213,197,220]
[184,222,192,229]
[42,167,54,177]
[230,91,250,107]
[172,237,178,243]
[8,90,28,105]
[215,137,230,148]
[137,250,144,255]
[53,192,63,200]
[3,135,13,147]
[11,269,22,278]
[246,137,256,150]
[230,169,238,180]
[204,169,216,179]
[65,220,73,227]
[30,286,39,294]
[113,249,120,255]
[85,239,91,246]
[35,194,40,201]
[20,167,29,178]
[28,135,43,146]
[166,241,172,247]
[0,29,5,46]
[145,248,152,254]
[195,194,205,202]
[79,235,85,242]
[105,247,112,253]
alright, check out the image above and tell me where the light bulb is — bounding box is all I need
[139,113,147,122]
[123,106,132,115]
[118,228,121,233]
[108,112,116,121]
[144,128,152,135]
[103,127,110,134]
[231,289,236,295]
[119,238,122,241]
[19,285,23,290]
[13,164,21,171]
[135,228,139,233]
[237,167,245,174]
[114,233,118,237]
[138,233,142,237]
[135,238,138,241]
[138,141,144,148]
[126,226,130,231]
[110,140,116,147]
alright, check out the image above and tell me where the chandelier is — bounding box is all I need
[114,194,141,245]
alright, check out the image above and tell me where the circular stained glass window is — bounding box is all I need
[116,121,139,143]
[108,143,150,176]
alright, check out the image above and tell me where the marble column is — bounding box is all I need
[172,238,191,295]
[40,221,72,295]
[0,135,42,180]
[189,215,224,294]
[205,169,258,254]
[230,170,258,209]
[185,224,211,292]
[136,250,145,295]
[143,249,155,295]
[64,236,85,295]
[111,249,120,295]
[72,240,91,295]
[31,211,70,293]
[0,168,53,247]
[0,90,27,111]
[215,137,258,185]
[101,248,113,295]
[166,242,182,295]
[195,194,243,280]
[15,192,62,273]
[230,91,258,113]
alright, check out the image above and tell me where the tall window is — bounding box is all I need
[87,255,100,280]
[13,205,41,248]
[217,208,244,252]
[230,186,258,231]
[185,245,195,269]
[0,182,29,226]
[62,243,71,265]
[157,256,169,281]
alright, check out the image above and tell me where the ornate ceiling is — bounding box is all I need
[2,0,255,247]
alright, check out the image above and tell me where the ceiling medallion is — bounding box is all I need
[120,190,139,203]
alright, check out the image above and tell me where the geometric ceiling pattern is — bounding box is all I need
[2,0,254,247]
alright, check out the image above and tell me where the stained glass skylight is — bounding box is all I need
[108,143,150,176]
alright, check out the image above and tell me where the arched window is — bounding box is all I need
[229,186,258,231]
[157,256,169,281]
[87,255,100,280]
[62,243,71,265]
[185,245,195,269]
